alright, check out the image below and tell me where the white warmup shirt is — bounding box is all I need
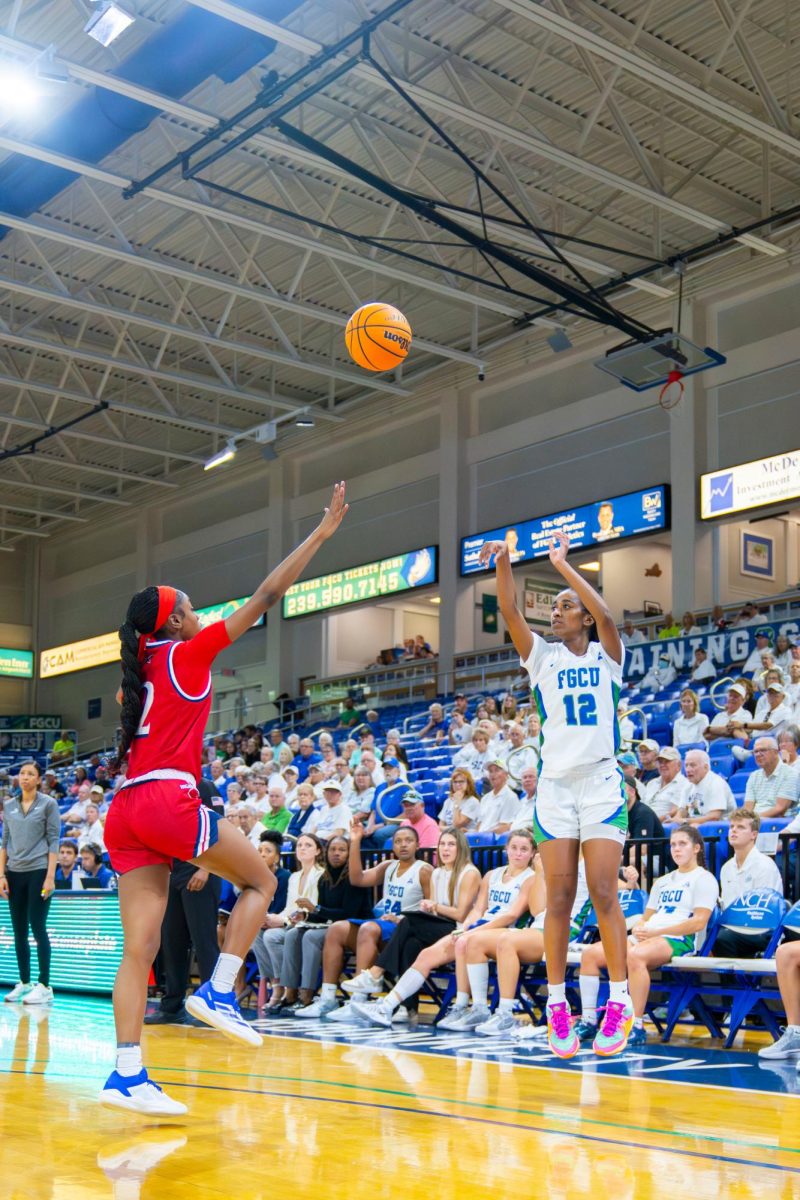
[521,638,624,778]
[720,847,783,907]
[644,867,719,948]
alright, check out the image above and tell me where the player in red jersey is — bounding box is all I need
[100,483,348,1115]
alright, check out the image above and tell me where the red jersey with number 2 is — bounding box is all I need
[126,621,231,782]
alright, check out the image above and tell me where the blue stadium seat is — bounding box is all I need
[466,832,496,846]
[713,755,735,779]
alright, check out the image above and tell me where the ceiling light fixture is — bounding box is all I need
[429,596,441,605]
[203,440,237,471]
[578,561,601,572]
[295,412,315,428]
[36,46,70,84]
[84,2,135,47]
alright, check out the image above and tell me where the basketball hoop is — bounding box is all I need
[659,369,684,410]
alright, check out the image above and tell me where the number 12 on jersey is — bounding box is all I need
[563,693,598,726]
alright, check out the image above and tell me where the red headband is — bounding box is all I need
[137,585,178,661]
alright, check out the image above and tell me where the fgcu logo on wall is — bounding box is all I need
[623,621,799,680]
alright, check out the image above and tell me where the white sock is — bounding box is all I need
[466,963,490,1007]
[788,1024,800,1034]
[548,982,566,1006]
[210,952,243,993]
[498,997,515,1014]
[454,991,470,1010]
[633,1018,644,1029]
[320,982,337,1001]
[390,968,425,1007]
[116,1044,143,1078]
[579,975,600,1023]
[608,978,630,1006]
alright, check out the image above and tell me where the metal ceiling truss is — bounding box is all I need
[0,0,796,548]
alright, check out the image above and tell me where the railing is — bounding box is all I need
[277,835,799,903]
[0,727,79,769]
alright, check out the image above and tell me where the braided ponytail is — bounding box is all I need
[114,586,183,768]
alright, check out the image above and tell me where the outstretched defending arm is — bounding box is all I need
[224,482,349,643]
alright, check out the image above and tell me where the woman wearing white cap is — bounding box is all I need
[705,682,753,742]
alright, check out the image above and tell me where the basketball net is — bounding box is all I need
[659,368,684,410]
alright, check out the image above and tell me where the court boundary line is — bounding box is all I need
[256,1024,800,1103]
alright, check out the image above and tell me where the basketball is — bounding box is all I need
[345,302,412,372]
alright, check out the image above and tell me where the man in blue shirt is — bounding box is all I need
[292,738,322,783]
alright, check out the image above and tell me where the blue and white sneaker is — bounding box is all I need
[185,982,262,1047]
[100,1069,187,1116]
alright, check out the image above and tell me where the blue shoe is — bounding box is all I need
[100,1069,187,1115]
[185,982,262,1047]
[627,1025,647,1046]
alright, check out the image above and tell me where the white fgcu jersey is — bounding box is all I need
[521,638,624,778]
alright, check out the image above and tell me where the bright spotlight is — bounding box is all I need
[0,65,40,116]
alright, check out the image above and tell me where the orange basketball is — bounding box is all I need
[345,302,412,372]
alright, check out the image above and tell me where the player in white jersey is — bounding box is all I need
[295,824,431,1020]
[352,831,537,1029]
[480,529,633,1058]
[578,824,718,1046]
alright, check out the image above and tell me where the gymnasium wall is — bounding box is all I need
[5,260,800,738]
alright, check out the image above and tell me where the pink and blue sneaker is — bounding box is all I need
[546,1001,580,1059]
[592,1000,634,1057]
[185,982,262,1047]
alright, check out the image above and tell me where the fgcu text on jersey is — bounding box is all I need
[521,639,624,777]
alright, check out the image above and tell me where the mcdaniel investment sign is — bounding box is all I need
[701,450,800,520]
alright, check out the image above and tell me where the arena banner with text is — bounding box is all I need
[700,449,800,520]
[38,595,261,678]
[282,546,438,619]
[623,620,799,680]
[0,714,61,730]
[0,648,33,678]
[461,486,669,576]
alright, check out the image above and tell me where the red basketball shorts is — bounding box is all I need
[104,778,219,876]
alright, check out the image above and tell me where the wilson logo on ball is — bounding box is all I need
[345,302,412,372]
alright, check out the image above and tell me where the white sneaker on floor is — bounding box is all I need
[100,1070,188,1116]
[293,996,339,1019]
[22,983,54,1006]
[341,970,385,996]
[759,1027,800,1060]
[511,1023,548,1043]
[475,1010,517,1038]
[442,1005,490,1032]
[349,999,394,1028]
[394,1006,410,1024]
[327,1001,366,1024]
[436,1005,470,1031]
[4,982,33,1003]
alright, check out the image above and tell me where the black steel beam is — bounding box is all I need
[271,117,656,341]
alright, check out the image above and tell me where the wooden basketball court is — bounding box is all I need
[1,996,798,1200]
